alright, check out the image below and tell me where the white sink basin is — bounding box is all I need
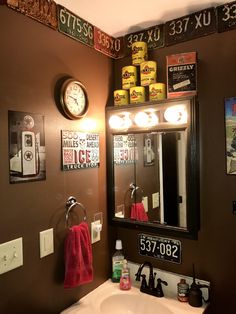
[61,280,206,314]
[100,293,173,314]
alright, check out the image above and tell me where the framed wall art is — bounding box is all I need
[225,97,236,174]
[61,130,100,170]
[8,111,46,183]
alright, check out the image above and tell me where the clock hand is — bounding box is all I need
[69,95,77,101]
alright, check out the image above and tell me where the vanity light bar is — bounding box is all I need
[109,105,188,130]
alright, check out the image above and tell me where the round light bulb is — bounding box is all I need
[134,112,149,127]
[164,105,187,124]
[109,115,123,129]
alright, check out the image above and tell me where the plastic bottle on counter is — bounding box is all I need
[120,259,131,290]
[177,278,189,302]
[111,239,124,283]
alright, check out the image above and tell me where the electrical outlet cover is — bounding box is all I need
[0,237,23,274]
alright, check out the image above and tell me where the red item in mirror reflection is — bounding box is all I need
[130,203,148,222]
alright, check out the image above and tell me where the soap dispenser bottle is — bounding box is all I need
[119,259,131,290]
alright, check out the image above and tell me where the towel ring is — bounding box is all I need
[65,196,87,228]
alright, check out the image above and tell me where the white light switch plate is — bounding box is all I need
[152,192,159,208]
[39,228,54,258]
[91,220,101,244]
[0,237,23,274]
[142,196,148,212]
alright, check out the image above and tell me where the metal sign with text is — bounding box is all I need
[165,7,217,46]
[94,27,124,58]
[113,134,136,165]
[124,24,164,53]
[61,131,99,171]
[138,234,182,264]
[58,5,94,47]
[7,0,58,29]
[217,1,236,32]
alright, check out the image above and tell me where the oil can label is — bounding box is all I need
[122,66,137,90]
[140,61,157,86]
[167,52,197,98]
[130,86,145,103]
[149,83,166,101]
[132,41,148,65]
[114,90,129,106]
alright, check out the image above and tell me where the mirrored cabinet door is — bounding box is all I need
[107,96,199,239]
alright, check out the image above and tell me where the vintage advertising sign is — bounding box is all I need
[138,234,182,264]
[58,5,94,47]
[167,52,197,98]
[8,111,46,184]
[165,7,217,46]
[7,0,58,29]
[61,131,99,170]
[94,27,124,58]
[217,1,236,32]
[225,97,236,174]
[113,134,136,165]
[124,24,164,54]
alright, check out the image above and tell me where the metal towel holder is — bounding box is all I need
[130,183,143,199]
[65,196,87,228]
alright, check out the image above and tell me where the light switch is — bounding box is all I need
[91,220,102,244]
[142,196,148,212]
[0,237,23,274]
[152,192,159,208]
[39,228,54,258]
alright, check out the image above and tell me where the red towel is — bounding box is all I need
[64,222,93,289]
[130,203,148,222]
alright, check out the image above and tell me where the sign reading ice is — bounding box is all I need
[61,131,100,170]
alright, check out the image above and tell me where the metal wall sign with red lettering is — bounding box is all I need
[7,0,58,29]
[113,134,136,165]
[94,26,124,58]
[61,131,99,170]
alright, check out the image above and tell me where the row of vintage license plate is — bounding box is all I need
[5,0,236,58]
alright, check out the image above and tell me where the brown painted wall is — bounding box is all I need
[113,28,236,313]
[0,6,112,314]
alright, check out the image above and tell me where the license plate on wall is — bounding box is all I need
[138,234,181,264]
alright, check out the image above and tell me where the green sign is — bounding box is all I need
[58,5,94,47]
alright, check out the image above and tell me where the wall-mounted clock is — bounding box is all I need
[60,78,89,119]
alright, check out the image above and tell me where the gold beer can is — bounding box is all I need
[140,61,157,86]
[113,90,129,106]
[130,86,145,104]
[132,41,148,66]
[149,83,166,101]
[122,65,137,90]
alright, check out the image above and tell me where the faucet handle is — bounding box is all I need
[155,278,168,297]
[141,274,148,289]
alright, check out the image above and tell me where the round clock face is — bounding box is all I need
[60,79,88,119]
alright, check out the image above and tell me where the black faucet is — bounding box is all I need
[135,261,168,297]
[135,261,155,291]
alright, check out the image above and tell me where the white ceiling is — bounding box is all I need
[55,0,226,37]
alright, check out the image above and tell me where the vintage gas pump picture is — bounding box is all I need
[8,111,46,183]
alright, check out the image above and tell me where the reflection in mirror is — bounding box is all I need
[114,130,187,229]
[106,97,199,239]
